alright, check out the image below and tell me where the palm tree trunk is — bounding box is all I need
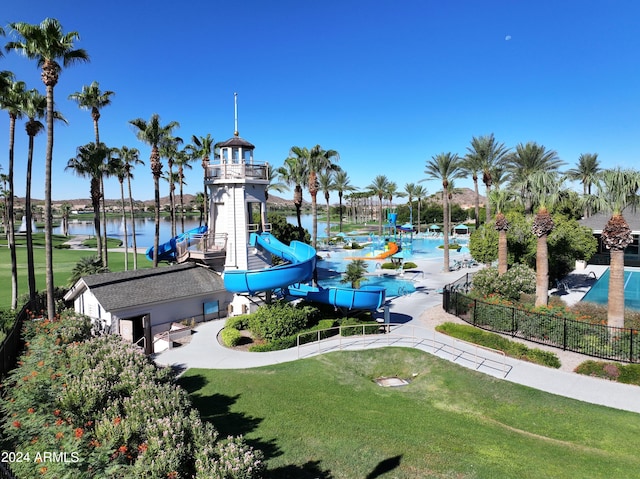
[325,194,330,241]
[179,171,185,234]
[153,175,160,268]
[26,134,36,300]
[101,176,109,267]
[535,235,549,307]
[311,193,318,249]
[498,230,508,275]
[417,199,422,235]
[473,176,480,229]
[608,249,625,328]
[378,196,383,236]
[127,175,138,270]
[338,193,343,233]
[443,190,450,273]
[120,180,128,271]
[8,115,18,309]
[44,83,55,319]
[485,184,492,224]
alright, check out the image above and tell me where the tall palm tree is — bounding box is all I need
[160,135,183,238]
[65,143,108,267]
[317,170,335,240]
[174,147,193,233]
[403,183,417,225]
[424,152,463,272]
[6,18,89,320]
[529,171,564,306]
[333,170,355,233]
[129,114,179,267]
[59,202,71,237]
[593,169,640,328]
[189,133,214,227]
[566,153,600,218]
[489,189,514,275]
[192,192,205,226]
[367,175,391,236]
[465,134,510,224]
[100,148,122,267]
[276,155,308,240]
[68,80,114,144]
[22,88,62,300]
[461,147,482,229]
[413,184,427,235]
[118,146,143,270]
[507,142,564,215]
[110,154,129,270]
[305,145,340,249]
[265,164,287,203]
[0,77,24,309]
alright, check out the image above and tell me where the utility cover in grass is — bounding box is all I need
[375,376,409,387]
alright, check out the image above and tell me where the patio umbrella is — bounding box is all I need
[429,224,441,230]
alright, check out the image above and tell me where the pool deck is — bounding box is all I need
[154,258,640,415]
[549,264,609,306]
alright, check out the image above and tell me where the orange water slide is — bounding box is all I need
[345,241,398,260]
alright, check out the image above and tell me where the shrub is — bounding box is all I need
[221,327,242,347]
[575,360,640,385]
[226,315,251,330]
[248,301,319,341]
[472,264,535,301]
[338,317,381,337]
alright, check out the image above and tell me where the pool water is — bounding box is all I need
[581,267,640,311]
[319,274,416,297]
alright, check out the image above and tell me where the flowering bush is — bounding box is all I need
[1,311,264,478]
[472,264,535,301]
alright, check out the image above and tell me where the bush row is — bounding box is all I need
[1,311,264,478]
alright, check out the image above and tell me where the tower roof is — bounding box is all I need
[219,135,255,149]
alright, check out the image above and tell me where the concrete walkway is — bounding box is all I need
[154,258,640,415]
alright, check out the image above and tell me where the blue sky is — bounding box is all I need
[1,0,639,203]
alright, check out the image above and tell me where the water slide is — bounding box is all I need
[345,241,399,260]
[146,225,208,262]
[224,232,386,310]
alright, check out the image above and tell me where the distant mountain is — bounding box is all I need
[427,187,485,208]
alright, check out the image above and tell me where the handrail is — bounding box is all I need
[296,323,509,377]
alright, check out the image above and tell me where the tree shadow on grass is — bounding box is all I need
[365,455,403,478]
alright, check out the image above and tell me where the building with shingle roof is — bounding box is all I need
[64,263,231,353]
[579,211,640,266]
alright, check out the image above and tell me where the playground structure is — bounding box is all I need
[146,127,386,314]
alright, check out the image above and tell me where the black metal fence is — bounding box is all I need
[443,274,640,363]
[1,298,44,377]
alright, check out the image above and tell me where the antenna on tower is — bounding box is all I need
[234,92,239,137]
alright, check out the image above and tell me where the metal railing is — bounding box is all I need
[175,231,228,261]
[296,323,508,376]
[205,161,269,181]
[443,275,640,363]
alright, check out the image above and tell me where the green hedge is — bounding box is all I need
[221,327,242,347]
[248,300,320,341]
[225,314,250,331]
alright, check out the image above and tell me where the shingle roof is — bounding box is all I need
[71,263,225,312]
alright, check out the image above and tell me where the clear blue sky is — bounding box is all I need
[1,0,639,203]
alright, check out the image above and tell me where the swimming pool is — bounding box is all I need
[318,274,416,298]
[581,267,640,311]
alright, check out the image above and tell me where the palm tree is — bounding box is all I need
[159,135,184,238]
[424,152,463,273]
[22,88,60,300]
[265,164,287,203]
[318,170,335,240]
[65,143,108,266]
[333,170,355,233]
[189,133,214,227]
[367,175,391,236]
[192,192,206,226]
[68,256,108,286]
[59,202,71,237]
[403,183,417,225]
[341,259,368,289]
[489,189,514,275]
[593,169,639,328]
[465,134,510,224]
[68,80,114,144]
[129,114,179,267]
[566,153,600,218]
[461,148,482,229]
[276,155,308,240]
[118,146,143,269]
[413,184,427,235]
[6,18,89,320]
[174,147,193,233]
[507,142,564,215]
[0,77,25,309]
[529,171,564,307]
[110,154,129,270]
[305,145,340,249]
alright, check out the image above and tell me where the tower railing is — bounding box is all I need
[175,231,228,262]
[205,160,268,181]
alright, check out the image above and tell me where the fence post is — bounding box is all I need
[511,306,516,337]
[630,329,634,363]
[563,318,568,351]
[472,299,477,325]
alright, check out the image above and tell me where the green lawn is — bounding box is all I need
[0,233,151,310]
[180,348,640,479]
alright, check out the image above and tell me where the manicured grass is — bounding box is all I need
[180,348,640,479]
[0,233,150,310]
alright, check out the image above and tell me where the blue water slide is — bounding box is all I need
[287,283,386,311]
[224,232,386,310]
[223,233,316,294]
[146,225,208,262]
